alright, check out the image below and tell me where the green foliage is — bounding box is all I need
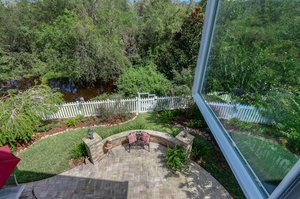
[191,137,214,160]
[260,90,300,133]
[135,0,189,63]
[71,142,88,160]
[259,89,300,152]
[205,0,300,103]
[0,85,63,146]
[227,118,255,131]
[95,100,131,122]
[165,145,189,172]
[35,9,130,83]
[74,115,85,123]
[287,129,300,153]
[186,119,205,129]
[172,68,194,95]
[158,111,175,123]
[117,63,172,97]
[157,6,205,78]
[66,118,78,127]
[33,123,57,133]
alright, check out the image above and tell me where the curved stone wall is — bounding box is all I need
[83,130,180,164]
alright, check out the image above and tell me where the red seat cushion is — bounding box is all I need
[128,133,137,144]
[142,133,150,144]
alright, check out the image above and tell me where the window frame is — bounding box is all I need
[192,0,300,198]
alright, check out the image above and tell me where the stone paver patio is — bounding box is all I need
[21,143,232,199]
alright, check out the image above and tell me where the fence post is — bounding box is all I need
[154,96,158,111]
[77,101,82,115]
[136,96,140,113]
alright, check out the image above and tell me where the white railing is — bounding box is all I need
[44,96,269,124]
[207,101,269,124]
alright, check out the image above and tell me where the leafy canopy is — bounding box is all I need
[117,62,172,97]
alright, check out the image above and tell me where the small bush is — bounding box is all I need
[186,119,205,128]
[75,115,85,122]
[159,111,175,123]
[66,118,78,127]
[95,100,132,123]
[71,142,88,160]
[165,145,189,172]
[287,129,300,153]
[191,137,214,159]
[33,123,57,132]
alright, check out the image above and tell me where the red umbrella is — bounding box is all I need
[0,145,20,189]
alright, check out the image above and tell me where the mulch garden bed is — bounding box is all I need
[15,113,136,153]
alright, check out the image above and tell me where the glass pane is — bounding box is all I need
[200,0,300,195]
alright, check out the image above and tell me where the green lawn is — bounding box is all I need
[231,132,299,188]
[14,113,181,183]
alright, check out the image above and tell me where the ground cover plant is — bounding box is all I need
[165,145,189,172]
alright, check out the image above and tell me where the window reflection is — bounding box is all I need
[201,0,300,194]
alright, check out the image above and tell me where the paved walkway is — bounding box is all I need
[21,143,232,199]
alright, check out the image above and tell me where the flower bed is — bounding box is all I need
[15,113,136,152]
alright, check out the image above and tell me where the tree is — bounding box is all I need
[0,85,63,146]
[172,67,194,95]
[117,62,172,97]
[156,5,205,78]
[34,9,130,83]
[205,0,300,103]
[134,0,189,63]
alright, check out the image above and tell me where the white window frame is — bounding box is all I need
[192,0,300,198]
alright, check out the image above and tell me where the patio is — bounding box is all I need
[20,143,231,199]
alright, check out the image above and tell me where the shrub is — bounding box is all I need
[260,90,300,134]
[74,115,85,123]
[33,123,57,132]
[186,119,205,129]
[117,63,172,97]
[158,111,175,123]
[66,118,78,127]
[191,137,214,159]
[95,100,131,122]
[71,142,88,160]
[0,85,63,147]
[287,129,300,153]
[165,145,189,172]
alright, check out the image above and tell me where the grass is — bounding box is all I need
[231,132,299,190]
[14,113,181,183]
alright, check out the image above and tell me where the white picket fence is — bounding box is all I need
[207,102,269,124]
[44,96,269,124]
[44,96,193,120]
